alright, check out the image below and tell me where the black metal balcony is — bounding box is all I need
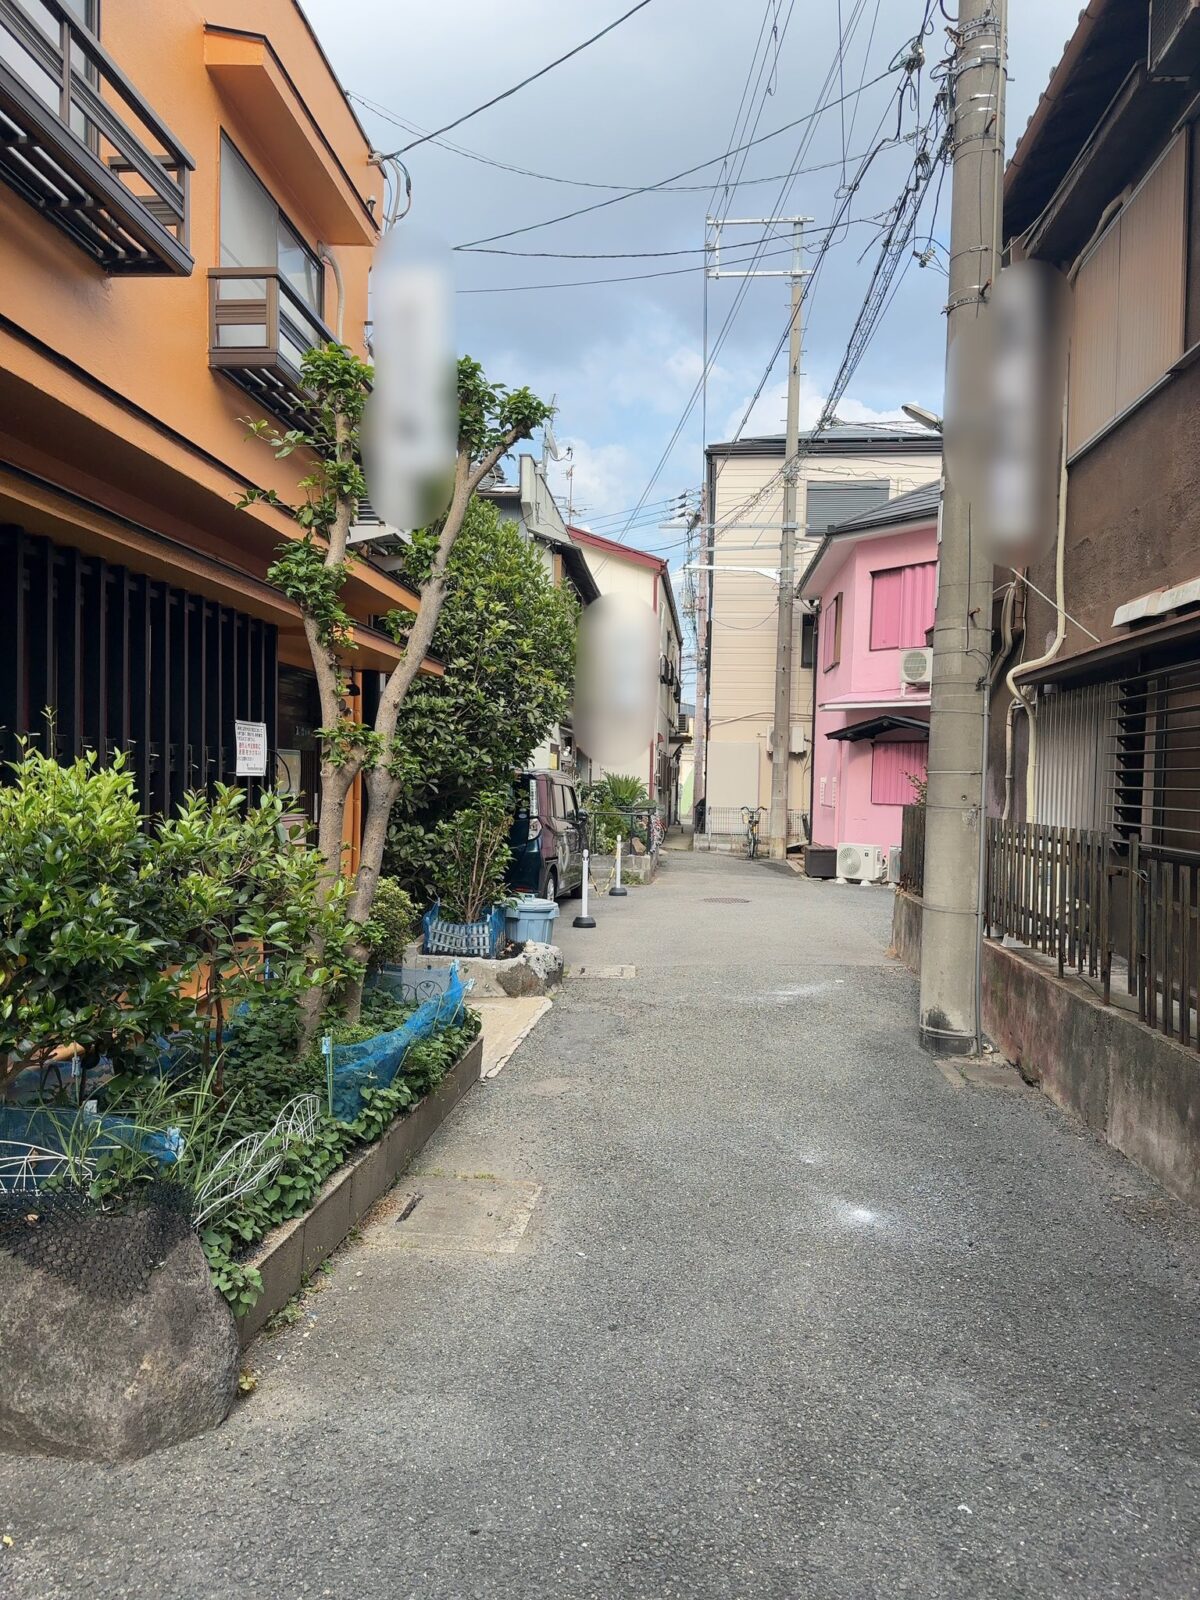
[0,0,192,274]
[208,268,334,431]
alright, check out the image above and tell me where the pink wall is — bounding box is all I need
[808,521,937,852]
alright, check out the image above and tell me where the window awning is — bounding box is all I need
[826,714,930,743]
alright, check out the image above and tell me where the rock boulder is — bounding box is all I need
[0,1191,240,1461]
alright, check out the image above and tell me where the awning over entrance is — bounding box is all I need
[825,714,930,743]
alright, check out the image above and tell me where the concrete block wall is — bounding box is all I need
[891,891,1200,1207]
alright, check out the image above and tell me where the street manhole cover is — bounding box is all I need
[369,1176,542,1254]
[703,896,749,903]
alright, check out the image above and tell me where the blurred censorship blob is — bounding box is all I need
[575,596,657,773]
[984,261,1068,566]
[362,227,456,533]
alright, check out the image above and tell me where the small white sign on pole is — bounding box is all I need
[234,720,268,778]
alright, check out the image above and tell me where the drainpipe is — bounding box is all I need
[1002,382,1069,820]
[318,245,345,342]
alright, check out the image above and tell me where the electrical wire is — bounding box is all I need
[455,67,896,250]
[351,93,889,195]
[376,1,658,158]
[456,218,890,293]
[617,0,879,540]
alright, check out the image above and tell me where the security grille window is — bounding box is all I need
[804,480,890,535]
[1114,658,1200,856]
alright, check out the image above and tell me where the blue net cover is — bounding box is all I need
[329,965,468,1122]
[0,1106,183,1192]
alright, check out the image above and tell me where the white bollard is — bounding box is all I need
[609,833,628,896]
[573,847,597,928]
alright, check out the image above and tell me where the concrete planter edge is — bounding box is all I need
[236,1034,483,1343]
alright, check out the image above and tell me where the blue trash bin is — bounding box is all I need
[504,896,560,945]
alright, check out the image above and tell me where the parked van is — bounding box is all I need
[508,770,587,901]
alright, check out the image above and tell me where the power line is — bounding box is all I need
[376,1,657,158]
[455,67,896,250]
[617,0,880,540]
[456,218,888,294]
[351,91,888,195]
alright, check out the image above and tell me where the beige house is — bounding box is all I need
[571,526,686,821]
[698,423,942,842]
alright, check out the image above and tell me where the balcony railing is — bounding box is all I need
[0,0,192,274]
[208,268,334,430]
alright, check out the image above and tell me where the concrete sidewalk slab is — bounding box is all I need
[471,995,552,1079]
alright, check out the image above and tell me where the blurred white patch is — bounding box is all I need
[362,226,456,534]
[984,260,1067,566]
[574,594,657,772]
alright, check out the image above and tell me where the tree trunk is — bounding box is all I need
[341,765,401,1026]
[298,762,357,1048]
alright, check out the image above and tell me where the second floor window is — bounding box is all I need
[219,136,322,317]
[870,561,937,651]
[822,593,842,671]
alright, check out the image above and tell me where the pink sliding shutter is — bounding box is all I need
[899,562,937,648]
[870,562,937,649]
[870,740,928,805]
[870,568,903,649]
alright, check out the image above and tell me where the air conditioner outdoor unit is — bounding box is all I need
[1150,0,1200,75]
[900,647,933,687]
[837,843,885,883]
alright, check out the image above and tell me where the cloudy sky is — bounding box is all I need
[307,0,1081,542]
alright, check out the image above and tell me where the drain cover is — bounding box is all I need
[703,896,749,903]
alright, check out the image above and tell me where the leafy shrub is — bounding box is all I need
[583,773,651,854]
[0,745,185,1092]
[427,793,514,923]
[361,878,418,968]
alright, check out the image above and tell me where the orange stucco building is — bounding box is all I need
[0,0,417,837]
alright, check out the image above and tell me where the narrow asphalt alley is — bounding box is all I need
[3,850,1198,1600]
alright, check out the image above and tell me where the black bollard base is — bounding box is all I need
[608,886,628,897]
[572,915,597,928]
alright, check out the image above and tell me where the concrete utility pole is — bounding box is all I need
[767,220,805,860]
[705,214,809,857]
[918,0,1006,1053]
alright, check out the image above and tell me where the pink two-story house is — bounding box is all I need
[798,481,940,868]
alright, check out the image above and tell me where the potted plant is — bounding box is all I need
[422,796,514,958]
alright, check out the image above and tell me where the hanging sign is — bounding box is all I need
[234,720,268,777]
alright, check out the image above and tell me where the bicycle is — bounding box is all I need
[741,805,764,861]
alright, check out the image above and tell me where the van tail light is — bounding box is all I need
[528,818,542,840]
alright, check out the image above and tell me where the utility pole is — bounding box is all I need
[767,220,805,860]
[705,215,809,858]
[918,0,1006,1053]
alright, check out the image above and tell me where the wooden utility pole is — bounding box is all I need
[918,0,1006,1052]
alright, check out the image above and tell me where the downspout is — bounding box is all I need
[319,245,345,342]
[1002,381,1069,821]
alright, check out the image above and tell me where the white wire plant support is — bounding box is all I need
[191,1094,319,1228]
[0,1140,95,1195]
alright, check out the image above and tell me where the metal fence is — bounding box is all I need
[587,808,663,857]
[702,807,809,841]
[983,821,1200,1050]
[899,804,926,895]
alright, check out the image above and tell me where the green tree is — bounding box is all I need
[381,495,578,888]
[243,348,551,1030]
